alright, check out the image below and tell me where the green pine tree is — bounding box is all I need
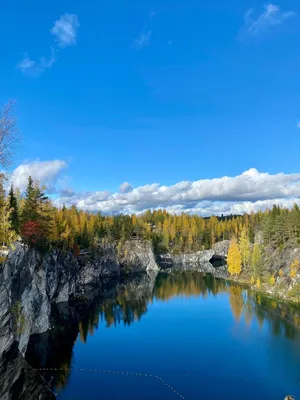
[21,176,38,223]
[8,184,19,233]
[21,176,52,243]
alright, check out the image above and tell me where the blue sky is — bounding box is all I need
[1,1,300,215]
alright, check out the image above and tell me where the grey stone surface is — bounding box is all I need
[0,239,159,356]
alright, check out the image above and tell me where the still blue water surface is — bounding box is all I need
[29,273,300,400]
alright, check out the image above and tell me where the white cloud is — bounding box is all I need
[119,182,133,194]
[133,30,151,49]
[17,56,36,74]
[51,13,80,48]
[17,13,79,76]
[240,3,295,38]
[7,162,300,216]
[17,49,56,76]
[9,160,67,193]
[49,167,300,216]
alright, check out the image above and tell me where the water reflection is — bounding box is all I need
[156,272,300,335]
[0,342,55,400]
[25,272,300,396]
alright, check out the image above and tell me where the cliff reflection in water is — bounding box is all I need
[25,272,300,395]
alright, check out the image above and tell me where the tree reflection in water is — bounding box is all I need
[25,271,300,393]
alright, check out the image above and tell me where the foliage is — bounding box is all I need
[239,227,250,268]
[289,258,299,279]
[21,221,41,244]
[2,175,300,292]
[227,238,242,277]
[8,184,19,233]
[288,283,300,300]
[0,200,17,247]
[20,176,52,245]
[0,178,17,247]
[250,243,262,279]
[269,275,276,286]
[278,269,284,277]
[256,278,261,289]
[6,177,300,259]
[11,301,26,335]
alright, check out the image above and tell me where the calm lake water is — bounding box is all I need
[26,272,300,400]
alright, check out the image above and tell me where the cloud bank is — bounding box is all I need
[8,161,300,216]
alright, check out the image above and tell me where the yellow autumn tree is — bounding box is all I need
[169,222,176,241]
[250,243,261,279]
[290,258,300,278]
[278,269,284,277]
[227,238,242,277]
[239,227,251,268]
[186,231,193,251]
[132,215,137,226]
[162,219,170,248]
[269,275,276,286]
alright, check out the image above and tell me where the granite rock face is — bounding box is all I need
[0,239,159,399]
[118,240,159,272]
[0,240,158,357]
[0,237,229,399]
[0,244,77,356]
[0,239,230,358]
[158,240,230,278]
[212,240,231,258]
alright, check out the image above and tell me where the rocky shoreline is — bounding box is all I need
[2,238,300,357]
[0,240,161,400]
[1,238,300,399]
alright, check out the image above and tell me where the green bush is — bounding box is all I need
[288,283,300,301]
[11,301,26,335]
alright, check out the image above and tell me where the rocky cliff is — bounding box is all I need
[0,240,159,358]
[0,238,230,399]
[157,240,230,278]
[0,238,229,359]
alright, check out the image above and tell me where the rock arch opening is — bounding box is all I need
[209,255,226,268]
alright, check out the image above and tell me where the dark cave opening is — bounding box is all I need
[209,255,226,268]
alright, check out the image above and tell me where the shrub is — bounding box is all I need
[11,301,26,335]
[288,283,300,300]
[21,221,41,244]
[290,258,300,279]
[269,275,276,286]
[278,269,284,277]
[256,278,261,289]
